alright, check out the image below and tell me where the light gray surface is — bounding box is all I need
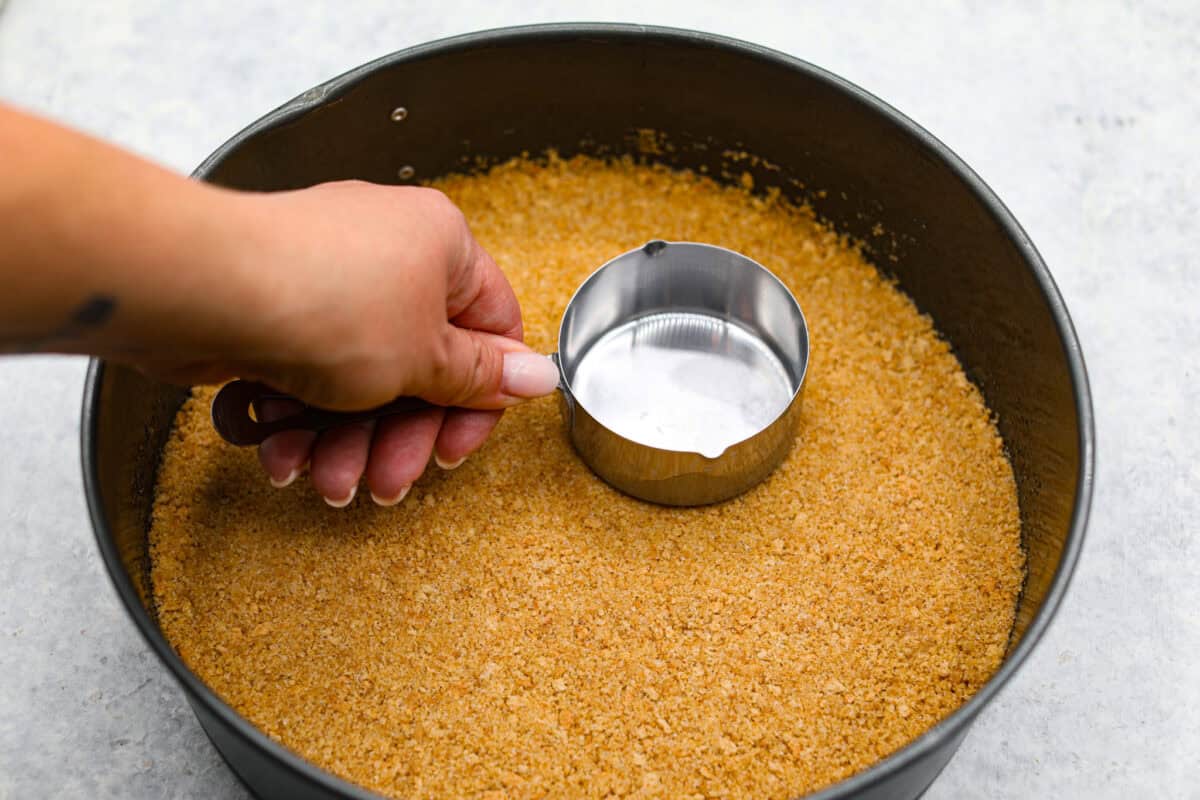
[0,1,1196,798]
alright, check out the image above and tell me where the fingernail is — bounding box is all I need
[370,485,410,506]
[269,468,299,489]
[435,453,467,470]
[324,485,357,508]
[501,353,560,399]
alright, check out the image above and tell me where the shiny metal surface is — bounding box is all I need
[569,312,794,458]
[558,240,809,505]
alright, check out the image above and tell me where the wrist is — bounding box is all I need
[177,184,280,356]
[111,180,279,364]
[0,104,276,369]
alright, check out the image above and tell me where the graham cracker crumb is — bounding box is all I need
[149,154,1023,799]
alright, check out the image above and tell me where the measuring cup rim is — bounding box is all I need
[554,240,811,459]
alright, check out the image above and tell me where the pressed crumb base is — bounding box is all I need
[150,155,1024,799]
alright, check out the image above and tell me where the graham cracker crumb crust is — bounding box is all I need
[150,154,1023,799]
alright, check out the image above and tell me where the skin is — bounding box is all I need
[0,103,558,506]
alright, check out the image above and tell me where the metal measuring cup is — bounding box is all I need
[212,241,809,506]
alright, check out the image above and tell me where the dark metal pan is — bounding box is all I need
[81,23,1093,800]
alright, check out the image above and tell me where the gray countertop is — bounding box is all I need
[1,2,1196,798]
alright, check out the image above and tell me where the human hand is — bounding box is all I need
[0,106,555,499]
[188,182,558,506]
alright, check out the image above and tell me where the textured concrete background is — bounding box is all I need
[0,2,1196,798]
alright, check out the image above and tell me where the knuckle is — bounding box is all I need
[331,178,369,192]
[424,188,468,230]
[423,331,501,406]
[419,186,452,208]
[424,332,456,388]
[466,340,490,400]
[467,339,503,402]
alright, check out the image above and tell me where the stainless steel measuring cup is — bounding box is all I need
[212,241,809,506]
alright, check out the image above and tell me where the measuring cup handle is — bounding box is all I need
[210,379,434,446]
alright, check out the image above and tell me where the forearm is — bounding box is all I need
[0,103,264,360]
[0,104,551,502]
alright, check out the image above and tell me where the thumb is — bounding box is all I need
[419,326,560,409]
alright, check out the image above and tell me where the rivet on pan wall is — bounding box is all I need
[390,107,408,122]
[397,165,415,180]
